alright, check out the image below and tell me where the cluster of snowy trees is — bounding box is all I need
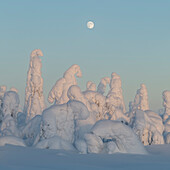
[0,49,170,154]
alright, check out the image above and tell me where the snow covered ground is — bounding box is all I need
[0,144,170,170]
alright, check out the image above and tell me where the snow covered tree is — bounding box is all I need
[132,110,164,145]
[48,64,82,104]
[97,77,110,95]
[0,86,7,122]
[134,84,149,111]
[128,84,149,123]
[162,90,170,122]
[105,73,128,122]
[24,49,46,120]
[0,91,20,137]
[86,81,96,91]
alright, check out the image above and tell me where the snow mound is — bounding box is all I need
[0,136,25,146]
[132,110,164,145]
[40,100,89,143]
[36,136,76,151]
[84,120,147,154]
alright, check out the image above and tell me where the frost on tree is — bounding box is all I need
[48,64,82,104]
[132,110,164,145]
[84,120,147,154]
[0,91,20,137]
[97,77,110,95]
[24,49,46,120]
[105,73,128,122]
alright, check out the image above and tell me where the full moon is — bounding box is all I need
[87,21,94,29]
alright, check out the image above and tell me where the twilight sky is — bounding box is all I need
[0,0,170,111]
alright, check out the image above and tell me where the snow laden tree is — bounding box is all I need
[105,73,128,123]
[24,49,46,120]
[162,90,170,122]
[0,91,20,137]
[130,84,149,113]
[48,64,82,104]
[97,77,110,95]
[86,81,96,91]
[0,86,7,122]
[162,90,170,143]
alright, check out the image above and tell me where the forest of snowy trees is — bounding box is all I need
[0,49,170,154]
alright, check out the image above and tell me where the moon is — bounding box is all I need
[87,21,94,29]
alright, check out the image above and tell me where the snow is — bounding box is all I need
[1,56,170,169]
[48,64,82,104]
[132,110,164,145]
[39,100,89,144]
[21,115,42,146]
[162,90,170,122]
[84,120,147,154]
[129,84,149,114]
[2,91,20,119]
[24,49,46,120]
[105,73,128,122]
[0,136,25,147]
[97,77,110,95]
[86,81,96,91]
[0,144,170,170]
[36,136,76,151]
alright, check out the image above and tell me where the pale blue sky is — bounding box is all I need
[0,0,170,111]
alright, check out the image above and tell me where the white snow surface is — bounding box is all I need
[0,144,170,169]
